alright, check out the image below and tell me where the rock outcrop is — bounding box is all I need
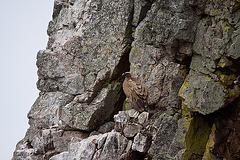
[13,0,240,160]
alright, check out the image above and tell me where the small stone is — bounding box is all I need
[126,109,139,118]
[98,122,115,133]
[123,123,142,138]
[99,131,129,159]
[114,111,130,132]
[138,112,149,124]
[132,133,149,153]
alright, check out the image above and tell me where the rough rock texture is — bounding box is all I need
[179,70,227,115]
[13,0,240,160]
[148,113,186,159]
[49,110,150,160]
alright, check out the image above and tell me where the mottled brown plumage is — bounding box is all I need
[122,72,148,112]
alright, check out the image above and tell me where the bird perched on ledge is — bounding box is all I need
[122,72,148,112]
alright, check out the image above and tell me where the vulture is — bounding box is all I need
[122,72,148,112]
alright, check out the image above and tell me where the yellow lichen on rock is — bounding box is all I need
[122,98,129,111]
[218,56,233,68]
[202,124,221,160]
[182,113,211,160]
[219,74,236,86]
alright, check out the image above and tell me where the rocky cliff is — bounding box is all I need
[12,0,240,159]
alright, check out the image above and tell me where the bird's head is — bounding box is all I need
[122,72,131,79]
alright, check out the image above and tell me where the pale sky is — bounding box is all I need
[0,1,54,159]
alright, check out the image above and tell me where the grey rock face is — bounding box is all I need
[129,0,190,113]
[13,0,240,159]
[49,152,69,160]
[114,109,148,138]
[49,131,129,160]
[36,0,134,131]
[148,113,186,160]
[40,0,133,95]
[59,82,123,131]
[179,70,227,115]
[13,149,42,160]
[13,126,88,160]
[99,131,129,160]
[13,0,135,159]
[27,92,74,129]
[123,123,142,138]
[97,121,115,134]
[50,109,153,160]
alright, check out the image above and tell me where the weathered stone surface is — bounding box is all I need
[128,0,196,114]
[212,99,240,160]
[182,110,212,160]
[65,134,107,160]
[13,149,42,160]
[13,0,240,160]
[190,55,216,75]
[98,121,115,134]
[97,134,107,149]
[130,43,183,112]
[92,149,102,160]
[125,109,139,119]
[123,123,142,138]
[138,112,149,124]
[202,124,220,160]
[39,0,133,95]
[179,70,227,115]
[52,130,89,153]
[132,133,150,153]
[132,0,152,27]
[114,111,130,133]
[49,131,129,160]
[99,131,129,160]
[13,126,88,160]
[228,30,240,59]
[59,82,123,131]
[148,113,186,160]
[50,152,69,160]
[125,140,133,153]
[27,92,74,129]
[114,110,144,138]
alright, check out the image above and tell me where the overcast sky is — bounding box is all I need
[0,1,54,159]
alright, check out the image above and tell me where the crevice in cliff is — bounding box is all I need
[137,0,154,26]
[111,0,155,113]
[110,1,134,111]
[182,92,240,160]
[205,97,240,159]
